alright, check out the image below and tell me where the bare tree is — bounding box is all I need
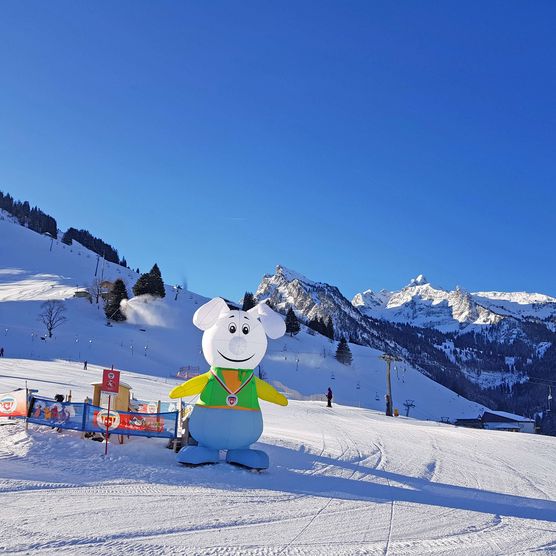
[88,278,103,304]
[39,300,67,338]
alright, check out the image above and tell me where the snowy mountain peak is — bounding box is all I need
[256,265,380,346]
[353,277,506,332]
[352,289,391,310]
[408,274,429,287]
[274,265,316,286]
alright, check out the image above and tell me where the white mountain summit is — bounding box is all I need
[353,275,556,332]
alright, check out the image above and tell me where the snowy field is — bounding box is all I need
[1,359,555,555]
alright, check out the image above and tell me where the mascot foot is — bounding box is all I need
[226,449,269,470]
[177,445,219,466]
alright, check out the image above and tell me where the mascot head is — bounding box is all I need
[193,297,286,369]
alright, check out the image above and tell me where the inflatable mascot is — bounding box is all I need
[169,297,288,469]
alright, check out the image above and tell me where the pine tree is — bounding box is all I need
[308,316,328,337]
[150,263,166,297]
[104,279,128,321]
[335,337,352,365]
[132,272,152,297]
[325,317,335,340]
[132,263,165,298]
[242,292,257,311]
[285,307,301,336]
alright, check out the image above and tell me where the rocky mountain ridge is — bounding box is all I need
[255,265,556,417]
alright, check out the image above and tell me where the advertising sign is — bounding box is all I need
[94,410,166,434]
[129,399,159,414]
[130,399,179,413]
[95,408,121,430]
[86,408,177,438]
[0,389,28,418]
[101,369,120,394]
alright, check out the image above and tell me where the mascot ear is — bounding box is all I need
[193,297,229,330]
[248,302,286,339]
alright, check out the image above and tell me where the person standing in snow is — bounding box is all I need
[83,360,87,370]
[326,387,333,408]
[0,347,4,357]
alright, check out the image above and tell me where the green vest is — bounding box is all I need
[198,367,260,411]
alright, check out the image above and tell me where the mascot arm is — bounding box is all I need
[169,372,210,399]
[255,377,288,406]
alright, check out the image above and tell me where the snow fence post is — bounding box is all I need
[82,402,88,432]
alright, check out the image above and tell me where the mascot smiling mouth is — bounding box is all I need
[217,351,255,363]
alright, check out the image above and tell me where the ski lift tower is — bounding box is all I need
[380,353,402,417]
[403,399,416,417]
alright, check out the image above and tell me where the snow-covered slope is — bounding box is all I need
[473,290,556,322]
[0,214,488,420]
[0,358,555,555]
[0,210,210,377]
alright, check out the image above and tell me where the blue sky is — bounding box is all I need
[1,1,555,300]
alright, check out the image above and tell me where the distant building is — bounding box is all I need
[455,410,535,433]
[481,411,535,433]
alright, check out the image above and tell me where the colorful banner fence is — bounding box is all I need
[28,397,86,431]
[27,396,178,439]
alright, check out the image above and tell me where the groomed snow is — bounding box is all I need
[0,358,555,555]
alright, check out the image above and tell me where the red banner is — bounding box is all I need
[94,410,165,434]
[0,389,28,417]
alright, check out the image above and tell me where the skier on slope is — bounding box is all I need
[326,387,333,408]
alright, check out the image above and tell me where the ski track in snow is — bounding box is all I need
[0,361,555,555]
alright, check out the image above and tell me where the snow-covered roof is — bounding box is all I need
[482,410,533,423]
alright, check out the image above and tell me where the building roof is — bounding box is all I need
[481,411,533,424]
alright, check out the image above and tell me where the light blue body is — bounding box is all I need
[177,405,269,469]
[189,405,263,450]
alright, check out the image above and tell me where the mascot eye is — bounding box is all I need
[228,323,237,334]
[242,324,250,335]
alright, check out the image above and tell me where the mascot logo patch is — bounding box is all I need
[96,409,121,430]
[0,395,17,414]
